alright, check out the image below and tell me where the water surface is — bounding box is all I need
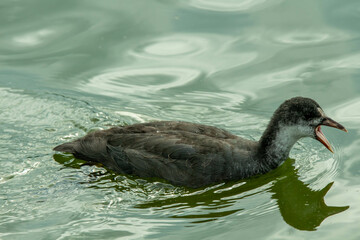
[1,0,360,239]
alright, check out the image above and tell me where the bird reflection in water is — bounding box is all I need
[271,160,349,231]
[135,159,349,231]
[53,154,348,231]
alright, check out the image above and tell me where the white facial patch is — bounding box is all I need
[277,124,314,142]
[270,123,315,159]
[309,117,322,126]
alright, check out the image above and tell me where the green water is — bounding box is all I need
[1,0,360,239]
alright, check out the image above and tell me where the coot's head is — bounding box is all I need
[271,96,347,152]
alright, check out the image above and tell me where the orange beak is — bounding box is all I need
[315,117,348,153]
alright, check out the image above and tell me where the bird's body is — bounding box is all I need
[54,97,347,188]
[55,121,261,188]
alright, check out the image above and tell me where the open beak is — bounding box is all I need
[315,117,348,153]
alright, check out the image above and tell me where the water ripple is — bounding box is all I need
[292,139,339,190]
[274,30,352,45]
[187,0,281,12]
[0,17,90,58]
[328,97,360,127]
[127,33,258,75]
[323,53,360,70]
[130,35,208,58]
[83,67,203,97]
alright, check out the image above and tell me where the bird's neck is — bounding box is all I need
[258,123,306,169]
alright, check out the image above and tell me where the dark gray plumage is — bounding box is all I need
[53,97,347,188]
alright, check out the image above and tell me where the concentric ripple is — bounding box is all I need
[0,17,90,57]
[187,0,275,12]
[130,35,208,58]
[274,29,352,45]
[291,138,340,190]
[128,33,258,74]
[83,67,202,97]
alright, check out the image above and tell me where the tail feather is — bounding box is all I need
[53,142,76,153]
[53,136,132,174]
[53,138,112,165]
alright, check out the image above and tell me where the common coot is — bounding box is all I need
[53,97,347,188]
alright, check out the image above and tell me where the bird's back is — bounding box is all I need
[54,121,257,188]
